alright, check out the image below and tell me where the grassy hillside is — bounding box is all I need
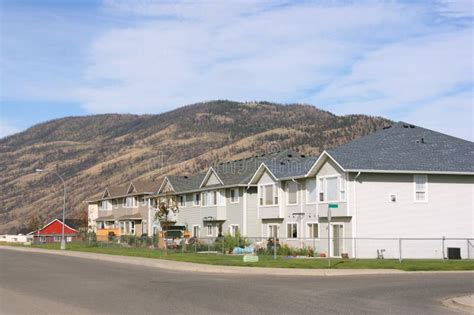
[0,100,390,233]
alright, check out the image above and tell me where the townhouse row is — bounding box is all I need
[87,122,474,258]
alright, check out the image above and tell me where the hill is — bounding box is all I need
[0,100,390,233]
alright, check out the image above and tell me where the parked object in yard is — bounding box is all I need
[0,234,33,244]
[233,246,254,255]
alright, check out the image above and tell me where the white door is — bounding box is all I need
[332,224,344,257]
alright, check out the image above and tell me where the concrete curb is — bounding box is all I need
[1,246,473,277]
[442,294,474,313]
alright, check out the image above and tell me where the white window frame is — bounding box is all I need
[193,193,201,206]
[306,178,317,204]
[286,222,298,239]
[133,197,139,208]
[286,181,299,205]
[267,224,279,238]
[229,224,239,236]
[259,184,278,206]
[99,200,110,211]
[113,199,119,209]
[141,197,147,206]
[230,188,239,203]
[306,222,319,239]
[317,175,346,203]
[206,224,214,237]
[413,174,428,203]
[179,195,186,207]
[192,225,200,237]
[125,197,134,208]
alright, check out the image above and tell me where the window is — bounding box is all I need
[230,188,239,203]
[130,221,135,235]
[193,193,200,206]
[112,199,119,209]
[287,182,298,205]
[125,197,134,208]
[179,195,186,207]
[207,224,213,236]
[326,177,338,201]
[134,197,139,207]
[99,200,110,211]
[306,179,317,203]
[259,184,278,206]
[54,236,60,242]
[202,190,222,206]
[268,224,279,238]
[307,223,319,238]
[97,221,105,229]
[414,175,428,202]
[193,225,200,237]
[287,223,298,239]
[318,176,346,202]
[339,177,346,201]
[141,197,147,206]
[229,225,239,236]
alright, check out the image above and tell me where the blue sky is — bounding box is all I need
[1,0,473,140]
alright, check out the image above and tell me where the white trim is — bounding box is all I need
[248,162,279,185]
[305,178,317,204]
[286,222,298,239]
[228,224,239,236]
[330,223,344,257]
[158,177,175,194]
[266,223,279,238]
[28,218,78,235]
[126,182,137,195]
[199,167,224,188]
[317,175,346,203]
[193,193,201,206]
[242,189,247,235]
[178,194,187,207]
[306,222,319,239]
[344,169,474,175]
[286,181,299,206]
[305,151,347,177]
[229,188,239,203]
[413,174,429,203]
[192,225,200,237]
[258,183,279,207]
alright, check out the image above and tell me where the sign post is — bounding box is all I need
[327,204,338,268]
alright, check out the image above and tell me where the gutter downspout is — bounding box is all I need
[352,172,361,258]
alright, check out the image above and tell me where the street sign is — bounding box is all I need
[328,203,339,208]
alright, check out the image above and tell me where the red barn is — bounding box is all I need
[29,219,81,244]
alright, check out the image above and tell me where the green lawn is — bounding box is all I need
[25,243,474,271]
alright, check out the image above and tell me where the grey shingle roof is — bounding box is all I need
[131,180,158,194]
[166,173,207,193]
[165,149,318,193]
[328,122,474,173]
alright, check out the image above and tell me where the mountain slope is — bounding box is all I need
[0,100,390,233]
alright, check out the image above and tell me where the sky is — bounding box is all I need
[1,0,473,140]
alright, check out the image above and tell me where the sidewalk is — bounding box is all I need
[443,295,474,313]
[1,246,472,277]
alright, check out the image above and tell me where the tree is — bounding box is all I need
[27,212,42,233]
[153,191,179,231]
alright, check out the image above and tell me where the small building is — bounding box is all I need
[29,219,81,244]
[0,234,33,244]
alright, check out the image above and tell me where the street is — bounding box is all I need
[0,249,472,314]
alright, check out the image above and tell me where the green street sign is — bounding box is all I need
[328,203,339,209]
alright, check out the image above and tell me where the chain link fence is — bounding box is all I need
[75,234,473,260]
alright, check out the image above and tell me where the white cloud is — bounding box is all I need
[79,1,426,114]
[0,119,21,139]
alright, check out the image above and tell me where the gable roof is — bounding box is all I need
[130,180,157,194]
[28,218,81,235]
[199,167,224,188]
[326,122,474,174]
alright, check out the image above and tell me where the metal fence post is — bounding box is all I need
[313,237,316,258]
[207,239,210,254]
[398,238,402,262]
[442,236,445,261]
[273,237,277,260]
[354,238,357,261]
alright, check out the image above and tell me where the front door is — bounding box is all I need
[332,224,343,257]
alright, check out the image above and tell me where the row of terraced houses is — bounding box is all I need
[87,122,474,259]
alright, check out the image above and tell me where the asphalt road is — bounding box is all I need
[0,249,472,315]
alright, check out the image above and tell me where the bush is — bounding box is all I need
[223,232,248,252]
